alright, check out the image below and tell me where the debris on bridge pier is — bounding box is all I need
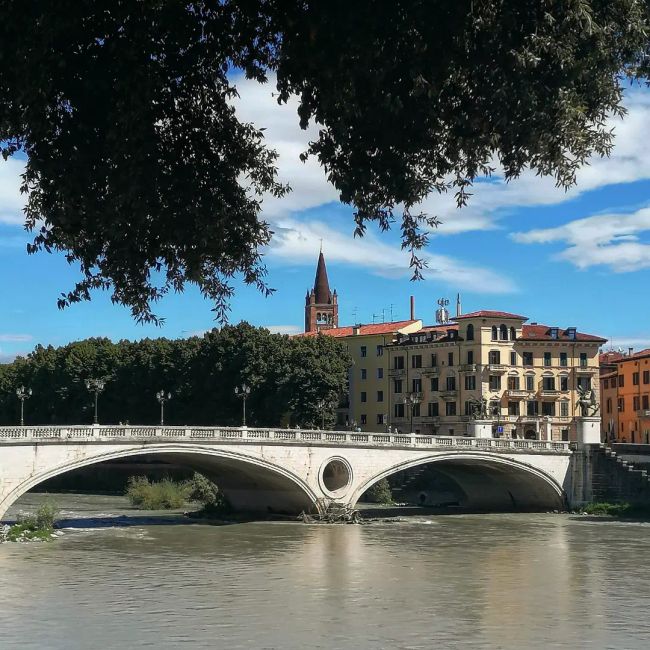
[299,501,361,524]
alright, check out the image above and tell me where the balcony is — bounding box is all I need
[420,366,440,376]
[575,366,599,375]
[439,390,458,400]
[506,389,530,399]
[540,389,560,398]
[388,368,406,377]
[417,416,441,424]
[458,363,477,372]
[488,364,507,373]
[638,410,650,419]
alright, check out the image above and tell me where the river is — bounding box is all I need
[1,493,649,649]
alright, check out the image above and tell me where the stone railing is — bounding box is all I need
[0,425,571,453]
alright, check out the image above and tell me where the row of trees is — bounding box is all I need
[0,324,351,428]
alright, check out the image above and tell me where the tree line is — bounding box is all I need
[0,324,350,428]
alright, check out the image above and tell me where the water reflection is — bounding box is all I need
[1,494,650,649]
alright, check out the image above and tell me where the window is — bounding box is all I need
[430,377,439,391]
[431,353,438,367]
[542,376,556,391]
[489,375,501,391]
[560,401,569,417]
[643,395,649,410]
[446,376,456,391]
[377,368,384,379]
[412,354,422,369]
[394,379,403,394]
[526,375,535,391]
[510,327,516,340]
[394,403,405,418]
[561,428,569,441]
[527,400,539,416]
[500,324,508,340]
[523,352,533,367]
[361,368,367,380]
[618,397,625,413]
[611,376,617,388]
[604,378,609,389]
[560,352,568,367]
[643,371,650,385]
[508,401,520,416]
[428,402,439,417]
[465,375,476,390]
[394,356,405,370]
[633,372,640,386]
[489,350,501,365]
[360,414,367,425]
[466,324,474,341]
[633,396,640,411]
[412,378,422,393]
[377,390,384,403]
[376,414,385,425]
[550,327,559,339]
[448,352,454,366]
[606,398,612,414]
[579,352,587,368]
[560,376,569,391]
[491,326,498,340]
[544,352,552,367]
[508,376,520,390]
[464,400,473,415]
[510,351,517,366]
[360,392,367,403]
[360,346,367,358]
[376,345,383,356]
[467,350,474,365]
[445,402,457,416]
[577,377,591,391]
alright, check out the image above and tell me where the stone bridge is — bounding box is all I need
[0,425,579,519]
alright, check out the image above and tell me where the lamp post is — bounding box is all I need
[156,390,171,426]
[234,384,251,426]
[403,392,421,433]
[16,385,32,426]
[85,378,106,424]
[316,399,327,430]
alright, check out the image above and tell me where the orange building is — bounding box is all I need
[601,349,650,443]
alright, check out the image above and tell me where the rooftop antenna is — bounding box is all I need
[389,304,395,322]
[351,306,358,323]
[372,313,378,324]
[435,298,450,325]
[319,238,323,253]
[381,308,386,323]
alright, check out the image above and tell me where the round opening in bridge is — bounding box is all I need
[321,458,351,496]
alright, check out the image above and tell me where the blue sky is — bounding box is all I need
[2,78,650,361]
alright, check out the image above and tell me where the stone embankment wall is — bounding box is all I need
[574,444,650,505]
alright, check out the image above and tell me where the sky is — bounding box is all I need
[2,76,650,362]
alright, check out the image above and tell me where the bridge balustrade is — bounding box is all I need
[0,425,571,453]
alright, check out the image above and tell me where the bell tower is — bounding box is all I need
[305,250,338,333]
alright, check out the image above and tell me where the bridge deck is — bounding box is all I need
[0,426,571,453]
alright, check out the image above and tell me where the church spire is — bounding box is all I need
[313,251,331,304]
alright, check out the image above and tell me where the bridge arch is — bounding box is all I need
[0,445,320,519]
[352,452,566,511]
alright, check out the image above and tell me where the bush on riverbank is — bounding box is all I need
[1,502,59,542]
[580,502,650,517]
[363,479,393,504]
[125,473,231,512]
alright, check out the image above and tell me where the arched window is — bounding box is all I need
[510,326,516,340]
[499,324,508,340]
[466,324,474,341]
[491,325,498,340]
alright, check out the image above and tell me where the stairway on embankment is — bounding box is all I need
[589,444,650,505]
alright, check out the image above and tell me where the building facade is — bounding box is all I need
[601,349,650,443]
[386,311,604,441]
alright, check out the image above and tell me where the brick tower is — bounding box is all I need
[305,250,338,333]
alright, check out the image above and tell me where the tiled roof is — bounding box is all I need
[295,320,419,338]
[600,351,625,365]
[420,323,459,333]
[518,324,606,343]
[454,310,528,320]
[626,348,650,360]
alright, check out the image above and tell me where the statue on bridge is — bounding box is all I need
[467,396,490,420]
[576,386,600,417]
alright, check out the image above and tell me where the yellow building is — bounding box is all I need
[387,311,605,441]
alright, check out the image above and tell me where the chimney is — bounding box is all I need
[353,325,361,336]
[629,347,634,357]
[410,296,415,320]
[456,293,462,317]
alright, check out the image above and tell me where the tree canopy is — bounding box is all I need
[0,325,351,428]
[1,1,648,322]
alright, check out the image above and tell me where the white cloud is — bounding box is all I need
[605,338,650,352]
[512,206,650,272]
[0,334,32,342]
[267,217,516,294]
[0,157,25,225]
[265,324,302,335]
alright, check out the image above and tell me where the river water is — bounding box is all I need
[1,493,649,649]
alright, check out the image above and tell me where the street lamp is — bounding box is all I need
[85,378,106,424]
[234,384,251,426]
[16,385,32,426]
[403,392,421,433]
[156,390,172,426]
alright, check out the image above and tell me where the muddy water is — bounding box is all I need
[1,493,649,649]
